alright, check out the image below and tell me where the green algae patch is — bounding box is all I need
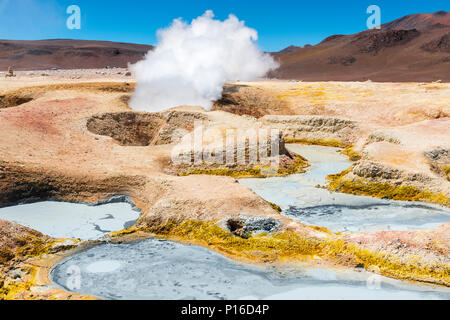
[0,236,83,300]
[179,167,264,179]
[178,154,308,179]
[14,236,56,259]
[284,138,350,148]
[0,235,57,300]
[266,201,282,213]
[277,154,309,176]
[145,219,323,263]
[443,166,450,181]
[324,239,450,286]
[139,219,450,286]
[108,227,140,238]
[285,140,361,162]
[0,266,39,300]
[327,169,450,207]
[308,225,333,234]
[340,147,362,161]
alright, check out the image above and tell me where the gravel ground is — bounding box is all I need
[1,67,134,81]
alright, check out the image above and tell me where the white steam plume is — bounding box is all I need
[129,10,279,112]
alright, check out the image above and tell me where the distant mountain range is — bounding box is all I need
[0,11,449,82]
[0,39,153,70]
[270,11,450,82]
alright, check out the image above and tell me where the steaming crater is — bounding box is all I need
[129,10,278,112]
[87,112,166,146]
[86,109,209,146]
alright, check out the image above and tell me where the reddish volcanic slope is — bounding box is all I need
[382,10,450,29]
[271,11,450,82]
[0,39,153,70]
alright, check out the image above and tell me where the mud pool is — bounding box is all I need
[0,196,140,240]
[3,145,450,300]
[240,145,450,233]
[50,238,450,300]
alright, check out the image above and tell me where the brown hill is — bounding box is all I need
[0,39,153,71]
[271,11,450,82]
[382,11,450,29]
[271,45,303,58]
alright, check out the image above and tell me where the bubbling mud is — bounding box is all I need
[0,197,140,240]
[50,238,450,300]
[240,145,450,232]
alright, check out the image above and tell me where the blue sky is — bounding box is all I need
[0,0,448,51]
